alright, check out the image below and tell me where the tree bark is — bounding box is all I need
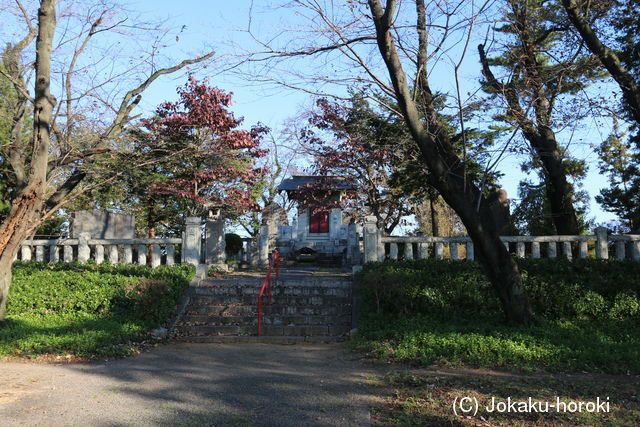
[0,0,57,322]
[368,0,533,323]
[477,38,581,236]
[0,191,47,321]
[0,268,10,322]
[428,190,440,237]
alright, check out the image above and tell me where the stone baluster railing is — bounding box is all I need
[18,236,182,267]
[362,218,640,263]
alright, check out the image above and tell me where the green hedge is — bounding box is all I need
[1,261,194,358]
[356,259,640,372]
[360,258,640,321]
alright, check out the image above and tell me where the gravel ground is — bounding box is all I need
[0,342,379,426]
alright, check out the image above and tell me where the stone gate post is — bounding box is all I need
[347,219,358,265]
[182,217,202,266]
[363,216,382,263]
[595,227,609,260]
[77,232,90,263]
[258,224,270,267]
[205,215,226,265]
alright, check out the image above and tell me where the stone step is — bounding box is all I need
[192,286,351,298]
[179,314,352,327]
[176,335,347,344]
[175,324,352,337]
[184,304,352,317]
[189,295,351,306]
[198,279,353,288]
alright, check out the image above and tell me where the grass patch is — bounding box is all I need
[1,261,194,359]
[369,369,640,426]
[355,259,640,373]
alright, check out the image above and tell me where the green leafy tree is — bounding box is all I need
[595,121,640,230]
[300,95,417,234]
[512,179,592,235]
[479,0,603,235]
[560,0,640,230]
[73,78,268,238]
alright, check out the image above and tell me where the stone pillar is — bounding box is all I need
[389,243,398,260]
[35,246,44,262]
[329,208,342,240]
[594,227,608,260]
[435,242,444,259]
[21,245,32,261]
[137,244,146,265]
[632,239,640,262]
[516,242,525,258]
[108,245,118,264]
[449,242,457,260]
[563,241,572,260]
[352,232,362,265]
[123,245,133,264]
[166,245,175,265]
[205,216,226,265]
[405,242,414,260]
[64,244,74,263]
[151,244,162,267]
[244,240,253,263]
[78,232,90,263]
[347,219,358,264]
[49,244,59,262]
[547,242,557,259]
[258,224,270,267]
[291,218,298,239]
[532,241,540,258]
[182,217,202,267]
[466,241,474,261]
[94,245,104,264]
[297,208,308,242]
[418,243,428,259]
[579,241,589,259]
[363,216,381,263]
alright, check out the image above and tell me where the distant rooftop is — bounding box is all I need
[278,175,355,192]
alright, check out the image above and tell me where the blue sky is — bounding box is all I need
[123,0,615,226]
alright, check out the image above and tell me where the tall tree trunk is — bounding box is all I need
[369,0,533,323]
[0,0,57,322]
[537,132,581,235]
[428,190,440,237]
[0,190,48,321]
[477,42,581,236]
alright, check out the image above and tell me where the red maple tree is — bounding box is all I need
[141,76,268,217]
[298,97,415,234]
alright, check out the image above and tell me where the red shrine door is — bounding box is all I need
[309,210,329,233]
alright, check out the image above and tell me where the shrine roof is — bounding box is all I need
[278,175,355,192]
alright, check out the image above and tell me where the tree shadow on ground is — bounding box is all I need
[66,342,393,426]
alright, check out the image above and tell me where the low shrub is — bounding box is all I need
[356,258,640,373]
[1,261,194,358]
[360,258,640,321]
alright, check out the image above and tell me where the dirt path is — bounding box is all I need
[0,342,380,426]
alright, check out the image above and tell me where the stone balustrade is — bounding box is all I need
[363,216,640,263]
[17,236,183,267]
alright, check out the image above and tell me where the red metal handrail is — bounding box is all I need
[257,249,280,336]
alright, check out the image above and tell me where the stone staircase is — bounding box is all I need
[172,273,353,343]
